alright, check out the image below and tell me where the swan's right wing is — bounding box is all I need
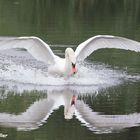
[0,36,57,64]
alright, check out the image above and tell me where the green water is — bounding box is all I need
[0,0,140,140]
[1,0,140,44]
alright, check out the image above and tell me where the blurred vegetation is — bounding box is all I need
[89,49,140,73]
[0,0,140,44]
[80,82,140,115]
[0,89,47,114]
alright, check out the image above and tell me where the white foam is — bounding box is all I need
[0,49,139,93]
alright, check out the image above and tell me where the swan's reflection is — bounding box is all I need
[0,88,140,133]
[0,89,77,131]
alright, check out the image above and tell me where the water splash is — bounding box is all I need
[0,49,139,93]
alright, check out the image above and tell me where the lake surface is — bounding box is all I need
[0,0,140,140]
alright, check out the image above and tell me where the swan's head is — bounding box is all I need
[65,48,76,74]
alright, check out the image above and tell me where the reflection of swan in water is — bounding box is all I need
[0,89,140,133]
[0,35,140,76]
[0,89,77,130]
[76,101,140,133]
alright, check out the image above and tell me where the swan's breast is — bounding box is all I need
[48,57,65,75]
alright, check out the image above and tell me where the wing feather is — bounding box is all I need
[0,36,56,64]
[75,35,140,61]
[75,100,140,132]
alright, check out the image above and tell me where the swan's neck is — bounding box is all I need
[64,57,72,76]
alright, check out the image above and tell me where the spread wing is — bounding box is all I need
[0,36,57,64]
[75,100,140,133]
[75,35,140,61]
[0,98,55,131]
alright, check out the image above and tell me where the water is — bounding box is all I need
[0,0,140,140]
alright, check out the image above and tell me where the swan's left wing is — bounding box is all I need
[0,36,57,64]
[75,35,140,61]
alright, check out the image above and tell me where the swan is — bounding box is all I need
[0,35,140,76]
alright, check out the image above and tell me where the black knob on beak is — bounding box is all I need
[72,63,76,74]
[72,63,75,68]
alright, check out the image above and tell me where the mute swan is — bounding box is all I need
[0,35,140,76]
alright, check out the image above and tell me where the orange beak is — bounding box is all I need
[72,65,76,74]
[72,63,76,74]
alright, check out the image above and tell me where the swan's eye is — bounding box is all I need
[72,63,75,68]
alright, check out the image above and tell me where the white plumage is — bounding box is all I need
[0,35,140,76]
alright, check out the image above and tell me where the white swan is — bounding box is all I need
[0,35,140,76]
